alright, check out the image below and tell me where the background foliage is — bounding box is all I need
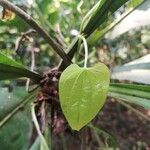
[0,0,150,149]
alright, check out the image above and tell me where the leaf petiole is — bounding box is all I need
[78,35,88,68]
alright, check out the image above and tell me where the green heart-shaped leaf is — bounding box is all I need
[59,63,110,131]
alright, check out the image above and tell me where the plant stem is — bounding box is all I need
[78,35,88,68]
[31,103,49,150]
[78,48,96,65]
[26,43,35,91]
[0,0,71,65]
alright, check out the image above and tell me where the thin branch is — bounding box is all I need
[26,47,35,91]
[31,103,49,150]
[15,29,36,53]
[0,0,71,66]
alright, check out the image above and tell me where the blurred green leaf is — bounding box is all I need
[0,87,37,150]
[88,124,117,148]
[81,0,129,37]
[110,83,150,92]
[0,52,42,82]
[0,87,26,120]
[37,0,52,15]
[113,62,150,72]
[30,137,40,150]
[110,83,150,99]
[0,16,29,32]
[89,0,145,44]
[109,83,150,108]
[48,10,59,25]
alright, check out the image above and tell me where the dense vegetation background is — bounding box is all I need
[0,0,150,150]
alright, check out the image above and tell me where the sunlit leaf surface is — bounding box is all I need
[59,63,110,130]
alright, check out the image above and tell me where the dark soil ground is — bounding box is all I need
[53,99,150,150]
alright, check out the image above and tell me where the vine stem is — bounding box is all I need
[0,0,71,65]
[78,35,88,68]
[31,103,49,150]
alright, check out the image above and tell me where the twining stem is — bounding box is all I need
[31,103,49,150]
[78,35,88,68]
[0,0,71,65]
[78,48,96,65]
